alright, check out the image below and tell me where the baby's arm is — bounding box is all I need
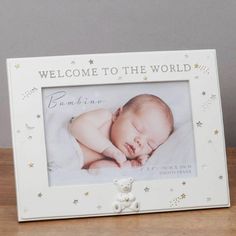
[88,154,149,170]
[89,159,132,169]
[68,109,126,166]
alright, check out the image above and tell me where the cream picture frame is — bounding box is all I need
[7,50,230,221]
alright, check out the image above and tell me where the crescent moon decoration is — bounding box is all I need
[25,123,35,130]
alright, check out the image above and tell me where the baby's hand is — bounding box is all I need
[137,154,149,165]
[130,159,142,167]
[102,146,127,166]
[122,160,132,168]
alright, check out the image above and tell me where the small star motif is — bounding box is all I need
[37,114,41,118]
[17,130,21,134]
[28,136,32,140]
[84,192,89,196]
[170,188,174,192]
[73,200,79,205]
[219,175,223,180]
[194,64,199,68]
[184,54,189,58]
[206,197,212,202]
[202,91,206,95]
[196,121,203,127]
[28,162,34,168]
[71,61,76,65]
[15,64,20,69]
[143,77,148,81]
[181,193,186,199]
[214,130,219,135]
[38,193,42,198]
[210,94,216,100]
[208,139,212,143]
[97,205,102,210]
[89,59,94,65]
[144,187,150,192]
[118,76,122,80]
[182,181,186,186]
[202,164,207,169]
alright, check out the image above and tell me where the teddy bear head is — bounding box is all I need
[113,177,134,193]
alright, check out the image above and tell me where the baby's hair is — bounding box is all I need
[123,94,174,135]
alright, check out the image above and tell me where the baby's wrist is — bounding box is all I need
[101,145,113,155]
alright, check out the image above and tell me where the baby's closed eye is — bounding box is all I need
[132,122,144,133]
[148,140,158,150]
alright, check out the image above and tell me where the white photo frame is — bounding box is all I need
[7,50,230,221]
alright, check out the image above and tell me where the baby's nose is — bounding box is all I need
[135,136,144,147]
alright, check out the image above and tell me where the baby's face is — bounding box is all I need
[110,104,171,159]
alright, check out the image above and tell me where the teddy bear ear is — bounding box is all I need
[129,177,134,183]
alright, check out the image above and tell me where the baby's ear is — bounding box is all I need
[112,107,123,122]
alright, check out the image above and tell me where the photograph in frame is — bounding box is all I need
[42,81,197,186]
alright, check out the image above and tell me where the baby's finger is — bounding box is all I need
[138,155,149,165]
[114,153,127,165]
[131,160,141,167]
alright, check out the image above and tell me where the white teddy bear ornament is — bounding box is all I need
[112,177,140,213]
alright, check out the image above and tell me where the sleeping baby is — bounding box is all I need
[68,94,174,169]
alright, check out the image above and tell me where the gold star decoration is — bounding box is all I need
[210,94,216,100]
[143,76,148,81]
[181,193,186,199]
[202,91,206,95]
[214,130,219,135]
[196,121,203,127]
[84,192,89,196]
[73,200,79,205]
[206,197,212,202]
[37,114,41,118]
[89,59,94,65]
[202,164,207,169]
[28,162,34,168]
[144,187,150,192]
[194,64,199,68]
[219,175,223,180]
[38,193,43,198]
[182,181,186,186]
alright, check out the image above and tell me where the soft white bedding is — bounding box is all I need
[42,82,197,185]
